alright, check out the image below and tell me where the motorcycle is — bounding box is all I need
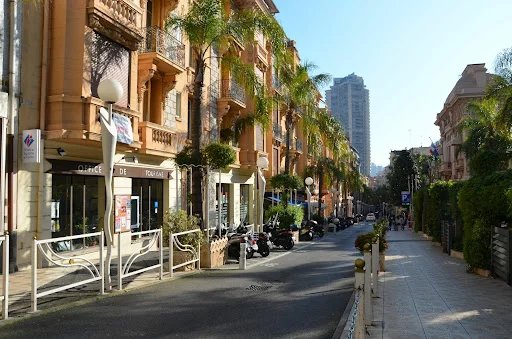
[263,215,295,250]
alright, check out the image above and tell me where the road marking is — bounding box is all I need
[246,241,320,269]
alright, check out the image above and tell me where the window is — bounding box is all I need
[176,91,182,118]
[87,30,130,107]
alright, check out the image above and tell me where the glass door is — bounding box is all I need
[132,179,163,230]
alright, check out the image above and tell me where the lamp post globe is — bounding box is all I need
[256,156,269,169]
[98,79,123,103]
[305,177,313,186]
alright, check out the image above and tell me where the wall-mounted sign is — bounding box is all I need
[22,129,41,163]
[115,195,131,233]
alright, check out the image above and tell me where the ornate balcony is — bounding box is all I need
[86,0,143,50]
[219,78,246,109]
[46,96,141,148]
[139,26,186,75]
[138,121,182,157]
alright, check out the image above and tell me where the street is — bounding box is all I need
[0,223,372,339]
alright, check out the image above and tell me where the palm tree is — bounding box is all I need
[460,98,512,176]
[166,0,286,216]
[278,61,331,174]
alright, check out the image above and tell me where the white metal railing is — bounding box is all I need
[32,232,104,312]
[1,233,9,319]
[169,229,201,278]
[118,228,162,290]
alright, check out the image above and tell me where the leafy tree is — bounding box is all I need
[387,150,415,206]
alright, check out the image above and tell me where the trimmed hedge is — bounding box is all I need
[264,204,304,229]
[458,170,512,269]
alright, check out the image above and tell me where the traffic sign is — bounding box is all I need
[401,191,411,205]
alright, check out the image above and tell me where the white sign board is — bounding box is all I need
[22,129,41,163]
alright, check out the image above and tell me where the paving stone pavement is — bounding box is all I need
[367,228,512,339]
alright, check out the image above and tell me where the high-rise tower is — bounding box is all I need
[325,73,370,176]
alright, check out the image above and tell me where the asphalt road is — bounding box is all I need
[0,222,373,339]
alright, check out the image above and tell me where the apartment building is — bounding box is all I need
[325,73,371,176]
[434,64,492,181]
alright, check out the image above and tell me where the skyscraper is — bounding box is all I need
[325,73,370,176]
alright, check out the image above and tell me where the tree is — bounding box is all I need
[387,150,415,206]
[278,62,330,174]
[460,98,512,176]
[166,0,286,217]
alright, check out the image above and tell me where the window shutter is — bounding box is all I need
[176,91,181,118]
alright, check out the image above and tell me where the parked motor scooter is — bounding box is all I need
[263,215,295,250]
[256,232,270,257]
[307,220,324,237]
[299,221,314,241]
[227,225,257,259]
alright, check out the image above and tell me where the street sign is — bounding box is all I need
[401,191,411,206]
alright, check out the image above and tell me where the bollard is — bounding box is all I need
[354,258,366,339]
[372,239,379,296]
[363,243,372,325]
[239,240,247,270]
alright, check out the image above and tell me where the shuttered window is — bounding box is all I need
[87,30,130,107]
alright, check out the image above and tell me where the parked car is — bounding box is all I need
[365,213,376,222]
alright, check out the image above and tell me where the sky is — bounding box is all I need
[273,0,512,166]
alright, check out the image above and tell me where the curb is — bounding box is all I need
[331,290,355,339]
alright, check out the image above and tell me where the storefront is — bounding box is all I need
[48,160,170,241]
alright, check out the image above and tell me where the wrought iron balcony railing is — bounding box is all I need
[221,79,245,104]
[139,26,185,68]
[272,123,283,141]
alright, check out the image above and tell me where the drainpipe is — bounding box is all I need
[6,0,17,236]
[35,0,49,239]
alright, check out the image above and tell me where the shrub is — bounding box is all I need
[264,205,304,229]
[163,210,203,247]
[354,232,375,252]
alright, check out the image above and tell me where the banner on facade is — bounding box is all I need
[115,195,131,233]
[113,113,133,145]
[22,129,41,163]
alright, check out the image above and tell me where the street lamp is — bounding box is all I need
[98,78,123,290]
[305,177,313,221]
[256,156,269,232]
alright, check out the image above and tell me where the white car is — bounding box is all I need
[365,213,376,222]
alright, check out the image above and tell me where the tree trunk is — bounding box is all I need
[284,110,293,174]
[191,59,205,219]
[318,165,324,219]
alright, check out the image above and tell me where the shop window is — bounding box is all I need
[240,184,249,224]
[51,175,100,249]
[132,178,164,231]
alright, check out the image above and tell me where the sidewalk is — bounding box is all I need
[367,229,512,338]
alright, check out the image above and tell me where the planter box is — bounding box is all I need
[171,251,196,272]
[474,267,491,278]
[450,249,464,260]
[379,253,386,272]
[200,237,228,268]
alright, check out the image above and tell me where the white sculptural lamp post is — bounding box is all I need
[256,156,269,233]
[305,177,313,221]
[98,79,123,290]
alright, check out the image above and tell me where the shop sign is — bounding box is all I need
[22,129,41,163]
[49,160,173,179]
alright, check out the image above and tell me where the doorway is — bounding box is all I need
[132,178,163,230]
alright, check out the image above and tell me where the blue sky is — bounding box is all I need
[273,0,512,166]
